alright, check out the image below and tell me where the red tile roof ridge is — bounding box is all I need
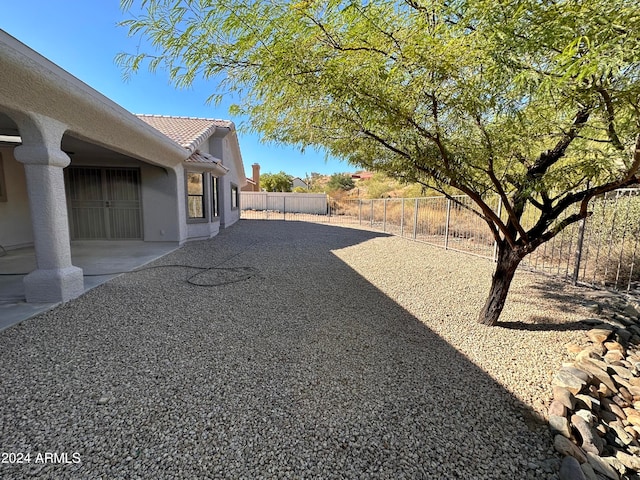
[135,113,234,125]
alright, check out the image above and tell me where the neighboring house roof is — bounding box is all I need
[136,115,233,152]
[351,171,374,180]
[292,177,308,188]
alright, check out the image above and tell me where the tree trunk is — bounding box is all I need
[478,242,523,326]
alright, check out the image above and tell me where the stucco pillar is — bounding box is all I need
[13,114,84,303]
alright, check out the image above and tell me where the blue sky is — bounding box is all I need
[0,1,351,179]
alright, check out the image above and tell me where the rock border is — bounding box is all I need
[549,297,640,480]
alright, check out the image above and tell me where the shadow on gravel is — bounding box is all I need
[0,219,556,479]
[499,319,591,332]
[528,278,595,312]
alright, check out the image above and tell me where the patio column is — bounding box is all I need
[13,113,84,303]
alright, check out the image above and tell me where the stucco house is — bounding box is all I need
[0,30,246,305]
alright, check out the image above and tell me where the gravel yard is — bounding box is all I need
[0,219,596,479]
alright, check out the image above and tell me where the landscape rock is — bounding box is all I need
[624,304,640,318]
[577,361,618,393]
[580,462,599,480]
[554,434,587,463]
[555,385,578,410]
[575,394,600,411]
[604,341,625,354]
[555,370,588,395]
[625,410,640,427]
[571,414,604,455]
[588,328,614,344]
[609,422,634,447]
[615,450,640,470]
[559,455,588,480]
[574,409,598,426]
[548,295,640,480]
[550,414,572,438]
[605,351,625,363]
[549,400,568,417]
[586,452,620,480]
[564,366,593,383]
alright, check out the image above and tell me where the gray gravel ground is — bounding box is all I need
[0,220,595,479]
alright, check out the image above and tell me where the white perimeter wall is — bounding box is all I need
[241,192,329,215]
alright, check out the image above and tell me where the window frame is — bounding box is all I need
[186,171,207,222]
[211,176,220,220]
[231,183,239,210]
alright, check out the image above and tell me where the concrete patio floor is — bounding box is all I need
[0,241,179,330]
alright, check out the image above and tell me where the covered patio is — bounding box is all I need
[0,241,178,330]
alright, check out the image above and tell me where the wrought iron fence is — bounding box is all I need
[241,190,640,294]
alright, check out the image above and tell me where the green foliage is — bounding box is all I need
[260,171,293,192]
[326,173,355,192]
[360,172,397,199]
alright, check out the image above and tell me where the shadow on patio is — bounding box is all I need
[0,220,573,479]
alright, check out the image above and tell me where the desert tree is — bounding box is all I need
[260,171,294,192]
[118,0,640,325]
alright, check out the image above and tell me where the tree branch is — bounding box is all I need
[528,106,591,179]
[597,86,625,151]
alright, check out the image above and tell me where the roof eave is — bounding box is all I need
[0,30,187,168]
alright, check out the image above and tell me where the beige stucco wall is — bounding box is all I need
[210,134,242,228]
[0,147,32,249]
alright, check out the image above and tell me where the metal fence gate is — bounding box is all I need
[66,167,143,240]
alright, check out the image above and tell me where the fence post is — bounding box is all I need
[265,193,269,220]
[492,196,502,262]
[572,216,587,285]
[413,198,418,239]
[383,198,387,232]
[370,200,374,227]
[400,198,405,237]
[444,199,451,250]
[283,195,286,221]
[359,199,362,225]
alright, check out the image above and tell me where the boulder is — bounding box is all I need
[554,369,588,395]
[604,341,626,354]
[554,385,578,410]
[623,304,640,318]
[588,328,614,344]
[577,361,618,394]
[575,394,600,411]
[586,452,620,480]
[580,462,599,480]
[572,414,604,455]
[554,434,588,463]
[549,400,568,417]
[550,414,572,438]
[559,455,588,480]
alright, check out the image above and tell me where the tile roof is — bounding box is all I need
[136,115,233,152]
[185,150,229,172]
